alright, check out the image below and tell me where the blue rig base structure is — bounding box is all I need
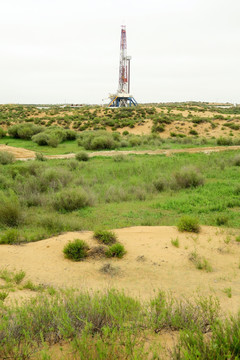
[108,94,138,108]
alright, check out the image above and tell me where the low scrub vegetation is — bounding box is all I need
[177,216,200,233]
[0,151,15,164]
[189,251,213,272]
[63,239,89,261]
[94,230,117,245]
[105,243,126,258]
[1,283,238,360]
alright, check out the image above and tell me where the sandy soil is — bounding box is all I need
[2,226,240,314]
[2,144,240,161]
[0,144,35,158]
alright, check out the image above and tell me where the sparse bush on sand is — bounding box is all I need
[63,239,89,261]
[177,216,200,233]
[105,243,126,258]
[94,230,117,245]
[76,151,89,161]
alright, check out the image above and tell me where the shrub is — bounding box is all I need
[0,127,6,138]
[0,193,23,227]
[173,166,204,189]
[217,137,233,146]
[53,188,94,212]
[47,136,60,148]
[94,230,117,245]
[153,178,167,192]
[177,216,200,233]
[171,237,179,248]
[0,151,15,165]
[8,123,43,139]
[189,129,198,136]
[232,155,240,166]
[216,215,229,226]
[35,152,46,161]
[76,151,89,161]
[0,229,21,244]
[63,239,89,261]
[32,132,49,145]
[105,243,126,258]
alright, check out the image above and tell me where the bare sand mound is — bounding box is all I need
[1,226,240,313]
[0,144,35,159]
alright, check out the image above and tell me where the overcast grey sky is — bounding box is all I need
[1,0,240,104]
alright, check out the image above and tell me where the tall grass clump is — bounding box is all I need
[177,216,200,233]
[94,230,117,245]
[0,151,15,165]
[53,188,94,212]
[173,166,204,189]
[63,239,89,261]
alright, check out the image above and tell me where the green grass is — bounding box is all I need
[0,150,240,243]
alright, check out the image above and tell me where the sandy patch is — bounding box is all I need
[0,145,35,159]
[1,226,240,314]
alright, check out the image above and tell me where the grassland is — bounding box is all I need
[1,102,240,359]
[0,150,240,243]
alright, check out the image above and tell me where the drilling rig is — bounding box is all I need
[108,25,137,107]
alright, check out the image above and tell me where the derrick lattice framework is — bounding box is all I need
[108,25,137,107]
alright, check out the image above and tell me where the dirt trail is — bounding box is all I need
[1,144,240,160]
[2,226,240,314]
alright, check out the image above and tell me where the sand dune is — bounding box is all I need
[1,226,240,314]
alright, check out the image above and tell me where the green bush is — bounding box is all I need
[0,127,6,138]
[53,188,94,212]
[0,193,23,227]
[217,137,233,146]
[76,151,89,161]
[173,166,204,189]
[232,155,240,166]
[216,215,229,226]
[63,239,89,261]
[78,131,118,150]
[94,230,117,245]
[0,151,15,165]
[0,229,21,244]
[105,243,126,258]
[8,123,43,139]
[177,216,200,233]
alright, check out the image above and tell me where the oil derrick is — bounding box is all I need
[108,25,137,107]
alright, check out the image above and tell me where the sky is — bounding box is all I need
[1,0,240,104]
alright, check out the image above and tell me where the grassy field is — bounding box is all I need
[0,150,240,243]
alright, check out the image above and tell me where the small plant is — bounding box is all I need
[171,237,180,248]
[189,129,198,136]
[63,239,89,261]
[76,151,89,162]
[94,230,117,245]
[189,251,212,272]
[0,291,8,301]
[99,263,120,276]
[13,270,26,284]
[23,280,40,291]
[232,155,240,166]
[177,216,200,233]
[105,243,126,258]
[223,287,232,298]
[235,235,240,242]
[0,151,15,165]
